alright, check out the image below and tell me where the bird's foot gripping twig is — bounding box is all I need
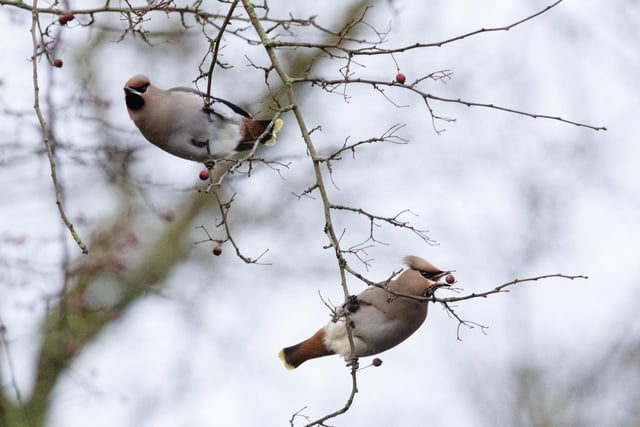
[345,357,359,370]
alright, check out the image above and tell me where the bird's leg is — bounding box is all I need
[345,356,360,370]
[346,295,360,313]
[200,139,217,173]
[424,281,451,299]
[203,158,216,171]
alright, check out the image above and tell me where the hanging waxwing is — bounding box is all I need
[123,75,283,163]
[279,256,452,369]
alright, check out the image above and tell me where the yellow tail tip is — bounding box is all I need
[264,118,283,147]
[278,348,296,370]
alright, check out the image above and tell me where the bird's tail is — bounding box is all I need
[258,118,283,146]
[239,118,283,150]
[278,328,333,370]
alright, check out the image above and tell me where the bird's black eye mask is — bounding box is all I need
[419,270,443,280]
[130,83,149,93]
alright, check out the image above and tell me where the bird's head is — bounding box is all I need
[399,255,453,297]
[124,75,151,111]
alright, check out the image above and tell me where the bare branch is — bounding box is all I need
[195,189,271,265]
[289,407,309,427]
[439,301,490,341]
[321,124,408,161]
[268,0,566,54]
[203,0,240,101]
[424,93,607,132]
[242,2,363,424]
[296,76,607,132]
[303,362,359,427]
[436,273,589,304]
[330,205,437,246]
[29,0,88,254]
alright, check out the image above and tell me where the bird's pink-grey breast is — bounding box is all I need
[123,74,283,162]
[279,256,451,370]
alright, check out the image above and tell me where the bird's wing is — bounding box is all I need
[169,86,253,118]
[356,287,391,313]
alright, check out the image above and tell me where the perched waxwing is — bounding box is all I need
[279,256,451,369]
[123,75,283,163]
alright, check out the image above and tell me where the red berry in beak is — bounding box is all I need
[445,274,455,284]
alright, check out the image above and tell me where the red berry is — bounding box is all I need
[372,358,383,367]
[395,73,406,84]
[212,246,222,256]
[58,11,74,25]
[53,59,63,68]
[199,169,210,181]
[445,274,455,284]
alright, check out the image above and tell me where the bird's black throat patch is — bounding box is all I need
[124,91,144,111]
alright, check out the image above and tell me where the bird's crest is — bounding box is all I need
[125,74,150,91]
[403,255,439,273]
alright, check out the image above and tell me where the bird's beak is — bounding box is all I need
[431,270,454,284]
[124,86,138,95]
[422,271,455,297]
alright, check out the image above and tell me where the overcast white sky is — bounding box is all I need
[1,1,639,426]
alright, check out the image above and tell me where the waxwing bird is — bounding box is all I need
[123,75,283,163]
[279,256,451,369]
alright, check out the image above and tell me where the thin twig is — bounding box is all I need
[207,188,271,264]
[30,0,88,254]
[204,0,240,102]
[269,0,566,54]
[437,301,490,340]
[321,124,408,161]
[436,273,589,303]
[303,364,359,427]
[297,76,607,132]
[330,205,437,246]
[289,407,310,427]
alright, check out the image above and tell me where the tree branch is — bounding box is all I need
[203,0,240,101]
[435,273,589,303]
[296,76,607,132]
[242,1,367,424]
[268,0,566,54]
[29,0,88,254]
